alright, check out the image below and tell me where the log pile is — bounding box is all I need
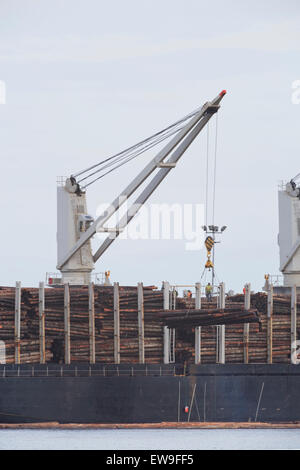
[0,285,299,365]
[0,285,166,364]
[159,306,261,364]
[166,304,261,364]
[0,287,53,363]
[172,292,300,364]
[229,292,300,363]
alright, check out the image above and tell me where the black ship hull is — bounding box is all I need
[0,364,299,423]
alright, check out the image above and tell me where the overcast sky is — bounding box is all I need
[0,0,300,292]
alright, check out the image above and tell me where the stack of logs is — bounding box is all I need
[0,286,299,364]
[173,293,300,364]
[227,292,300,364]
[0,285,165,364]
[0,287,53,363]
[159,307,261,328]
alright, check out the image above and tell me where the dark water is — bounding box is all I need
[0,429,299,450]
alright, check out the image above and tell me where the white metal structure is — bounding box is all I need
[278,177,300,286]
[57,91,227,284]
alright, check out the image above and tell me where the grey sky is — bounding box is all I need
[0,0,300,292]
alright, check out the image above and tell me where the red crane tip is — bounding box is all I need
[220,89,227,96]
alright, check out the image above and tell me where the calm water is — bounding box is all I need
[0,429,299,450]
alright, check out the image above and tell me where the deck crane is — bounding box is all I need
[278,173,300,286]
[56,90,227,285]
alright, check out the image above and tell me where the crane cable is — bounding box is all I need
[79,113,199,187]
[203,114,220,281]
[71,105,205,189]
[81,124,187,189]
[205,114,219,226]
[205,123,209,226]
[212,113,218,227]
[79,121,185,184]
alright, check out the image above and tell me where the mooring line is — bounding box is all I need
[188,384,197,422]
[177,380,181,422]
[255,382,265,422]
[194,395,201,421]
[203,382,207,422]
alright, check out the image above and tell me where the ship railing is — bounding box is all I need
[0,364,184,378]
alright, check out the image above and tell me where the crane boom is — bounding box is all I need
[93,111,213,262]
[56,90,226,284]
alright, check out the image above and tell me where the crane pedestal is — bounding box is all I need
[278,184,300,288]
[57,181,94,285]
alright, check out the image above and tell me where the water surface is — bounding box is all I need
[0,428,300,450]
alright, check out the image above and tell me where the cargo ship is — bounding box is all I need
[1,363,300,424]
[1,90,300,424]
[0,282,299,423]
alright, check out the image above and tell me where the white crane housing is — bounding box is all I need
[57,178,94,285]
[278,177,300,286]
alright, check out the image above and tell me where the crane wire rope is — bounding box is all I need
[204,114,219,226]
[202,114,220,285]
[79,117,197,186]
[81,123,188,189]
[212,113,218,227]
[71,105,205,188]
[78,122,185,184]
[205,123,209,226]
[200,266,208,282]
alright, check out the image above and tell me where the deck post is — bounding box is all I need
[14,281,21,364]
[195,282,201,364]
[217,282,225,364]
[171,287,177,310]
[243,283,251,364]
[291,285,297,364]
[88,282,95,364]
[39,281,46,364]
[138,282,145,363]
[267,284,273,364]
[114,282,120,364]
[163,281,170,364]
[64,283,71,364]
